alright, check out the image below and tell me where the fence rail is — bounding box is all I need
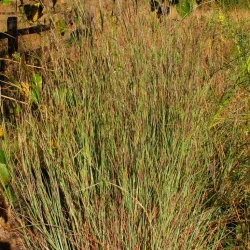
[0,16,51,56]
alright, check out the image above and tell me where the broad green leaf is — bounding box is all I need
[247,56,250,73]
[0,150,6,164]
[31,74,42,105]
[12,52,21,60]
[31,74,43,90]
[0,163,11,187]
[176,1,191,18]
[55,19,67,35]
[31,89,41,105]
[3,0,10,6]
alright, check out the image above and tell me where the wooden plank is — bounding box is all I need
[7,16,18,56]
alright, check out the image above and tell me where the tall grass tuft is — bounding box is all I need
[1,1,249,249]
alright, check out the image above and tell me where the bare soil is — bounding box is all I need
[0,191,27,250]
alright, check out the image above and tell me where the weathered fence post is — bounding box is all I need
[7,17,18,56]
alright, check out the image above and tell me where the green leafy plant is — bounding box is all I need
[246,56,250,73]
[0,150,11,187]
[176,0,192,18]
[31,73,43,106]
[0,0,11,6]
[55,19,67,36]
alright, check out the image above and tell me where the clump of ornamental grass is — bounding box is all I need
[1,1,249,249]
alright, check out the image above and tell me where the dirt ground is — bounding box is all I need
[0,191,27,250]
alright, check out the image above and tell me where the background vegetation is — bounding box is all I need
[0,0,250,249]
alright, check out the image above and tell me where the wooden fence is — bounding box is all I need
[0,16,51,56]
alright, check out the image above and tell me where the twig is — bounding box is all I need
[0,58,56,72]
[0,94,28,105]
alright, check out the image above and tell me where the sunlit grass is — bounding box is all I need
[1,1,250,249]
